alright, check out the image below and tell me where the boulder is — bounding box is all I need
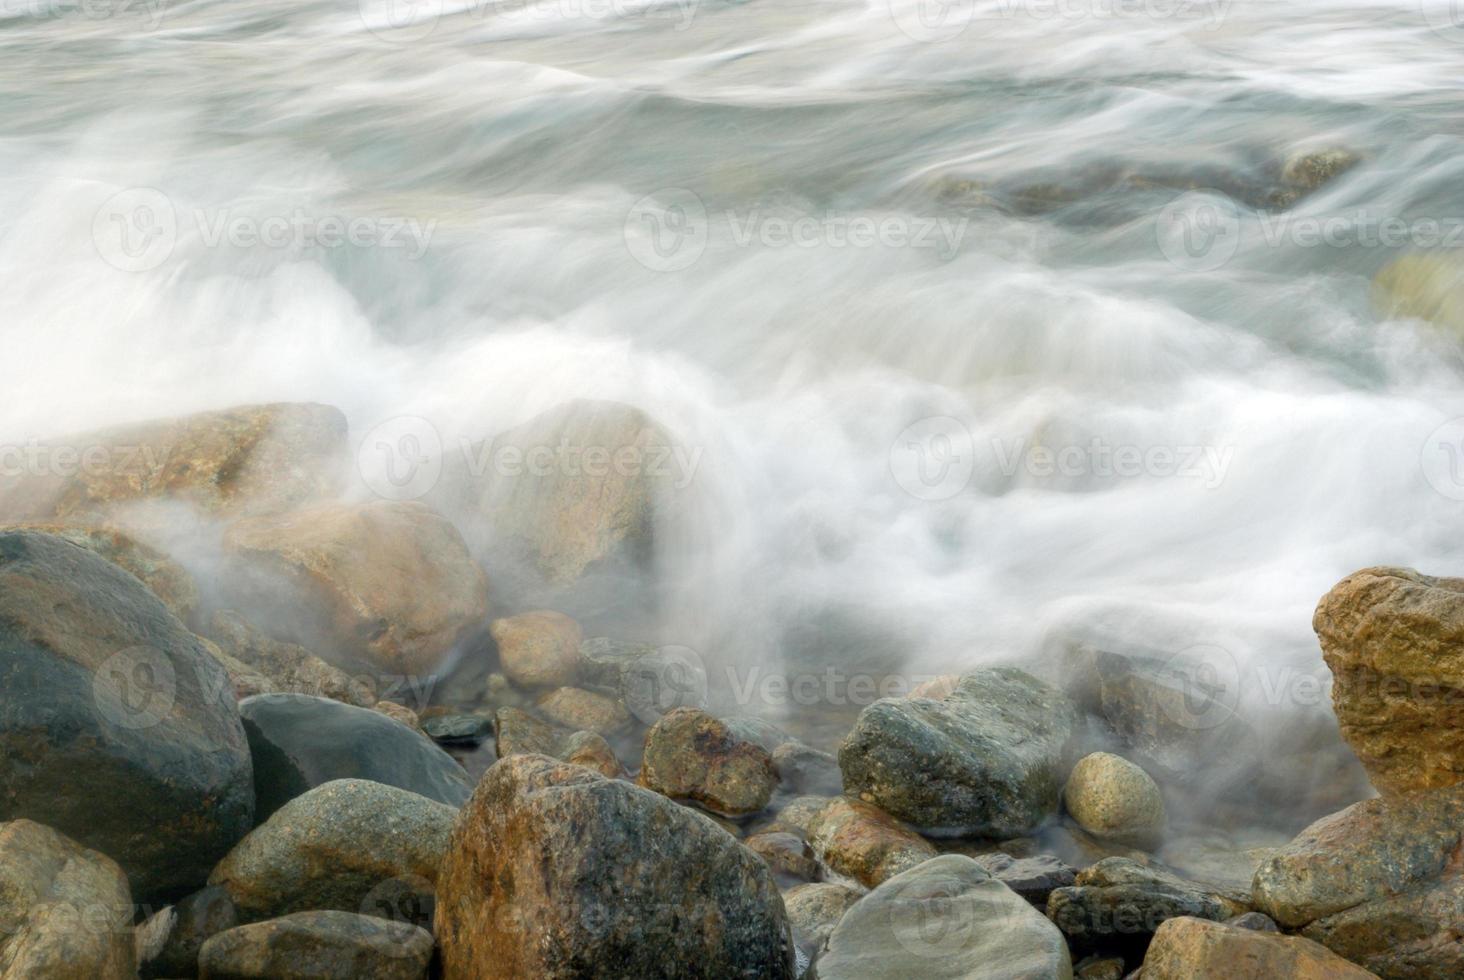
[1063,753,1165,849]
[757,795,835,839]
[639,708,779,816]
[783,882,862,959]
[490,610,581,688]
[434,754,796,978]
[1314,567,1464,794]
[139,885,238,979]
[813,854,1073,980]
[0,530,253,901]
[0,402,347,524]
[209,779,456,926]
[224,500,488,675]
[1141,916,1377,979]
[238,694,470,820]
[840,668,1078,836]
[0,820,135,979]
[198,910,433,980]
[1047,858,1237,954]
[535,686,631,735]
[807,798,937,889]
[208,610,376,708]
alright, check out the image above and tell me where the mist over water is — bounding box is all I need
[3,0,1464,765]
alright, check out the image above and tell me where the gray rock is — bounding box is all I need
[746,831,820,884]
[209,779,456,926]
[421,713,493,746]
[579,637,708,724]
[1046,858,1235,953]
[971,852,1078,907]
[239,693,470,819]
[840,668,1079,836]
[773,742,843,797]
[0,530,254,901]
[141,885,238,979]
[198,910,432,980]
[784,882,862,959]
[813,854,1073,979]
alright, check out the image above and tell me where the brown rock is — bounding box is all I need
[1142,916,1377,979]
[746,831,819,883]
[807,797,937,889]
[494,707,621,776]
[782,881,862,958]
[373,701,422,731]
[561,730,623,777]
[0,820,135,979]
[490,610,581,688]
[434,755,796,979]
[1315,566,1464,794]
[209,609,377,708]
[224,500,488,675]
[639,708,779,816]
[535,686,630,735]
[198,910,433,980]
[0,402,346,523]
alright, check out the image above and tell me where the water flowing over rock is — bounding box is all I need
[1373,252,1464,335]
[0,529,254,902]
[224,500,488,675]
[1314,566,1464,795]
[639,707,779,816]
[1062,752,1165,849]
[434,754,796,979]
[198,910,433,980]
[839,667,1079,836]
[0,402,347,524]
[1251,784,1464,978]
[239,694,471,819]
[812,854,1073,980]
[210,779,456,926]
[0,820,136,979]
[1141,916,1378,979]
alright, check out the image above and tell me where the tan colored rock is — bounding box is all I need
[783,881,862,957]
[0,820,135,979]
[208,610,376,707]
[746,831,819,883]
[434,755,796,979]
[561,730,623,778]
[1142,916,1377,979]
[490,610,582,688]
[198,910,434,980]
[225,500,488,675]
[0,402,346,523]
[535,686,630,735]
[1063,752,1165,849]
[1315,567,1464,794]
[807,798,937,889]
[907,674,959,699]
[372,700,422,731]
[639,708,779,816]
[1373,253,1464,335]
[1280,147,1360,193]
[493,707,621,776]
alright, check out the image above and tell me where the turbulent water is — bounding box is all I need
[4,0,1464,778]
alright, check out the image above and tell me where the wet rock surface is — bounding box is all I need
[1046,857,1236,954]
[807,797,937,889]
[1141,915,1378,979]
[535,685,631,734]
[971,851,1078,907]
[490,610,582,689]
[639,707,779,816]
[783,882,862,959]
[198,910,433,980]
[1063,752,1165,848]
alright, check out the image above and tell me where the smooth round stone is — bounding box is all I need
[1063,752,1165,849]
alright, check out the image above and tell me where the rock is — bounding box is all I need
[208,610,376,708]
[773,742,843,796]
[0,820,135,979]
[747,832,820,884]
[0,402,346,524]
[1141,916,1377,979]
[639,708,779,816]
[535,685,631,735]
[759,795,835,838]
[907,674,959,699]
[372,700,422,731]
[561,730,623,777]
[491,610,581,688]
[239,694,471,820]
[1047,858,1237,953]
[1314,567,1464,794]
[814,854,1073,980]
[1250,784,1464,977]
[198,910,433,980]
[0,530,253,901]
[224,500,488,675]
[421,713,493,746]
[434,754,796,978]
[840,667,1079,836]
[971,852,1078,907]
[783,882,862,959]
[1280,147,1360,193]
[1074,956,1125,980]
[0,520,198,621]
[210,779,456,926]
[1226,911,1279,932]
[1063,753,1165,848]
[140,886,238,979]
[494,706,574,758]
[579,637,709,724]
[1373,252,1464,335]
[807,798,937,889]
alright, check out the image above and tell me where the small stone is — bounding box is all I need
[1227,911,1280,933]
[807,797,937,889]
[535,686,631,735]
[490,610,582,689]
[772,741,842,796]
[1064,752,1165,849]
[140,885,238,979]
[561,730,623,777]
[1280,147,1360,192]
[758,795,835,838]
[1075,955,1126,980]
[1141,916,1377,979]
[746,832,820,884]
[971,851,1077,907]
[783,881,862,959]
[639,708,779,817]
[422,713,494,746]
[198,910,433,980]
[373,701,422,731]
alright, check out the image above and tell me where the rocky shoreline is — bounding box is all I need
[0,400,1459,978]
